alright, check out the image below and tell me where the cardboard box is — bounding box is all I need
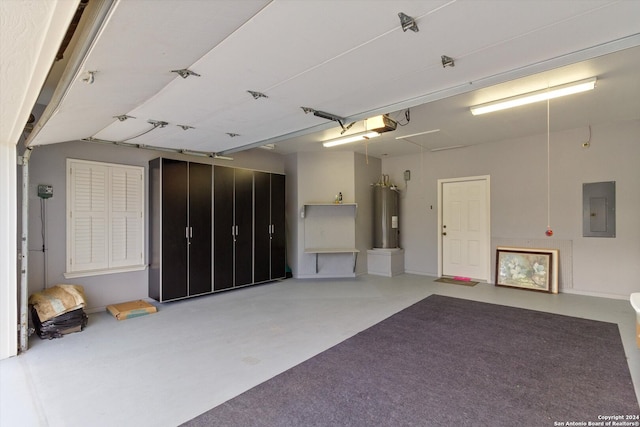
[107,300,157,320]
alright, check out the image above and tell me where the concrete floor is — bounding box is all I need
[1,274,638,427]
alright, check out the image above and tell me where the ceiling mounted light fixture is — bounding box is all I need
[113,114,135,122]
[398,12,419,32]
[430,145,467,152]
[323,131,380,148]
[226,132,240,138]
[365,115,397,133]
[177,125,194,130]
[470,77,597,115]
[171,68,201,79]
[259,144,275,150]
[395,129,440,139]
[323,114,398,148]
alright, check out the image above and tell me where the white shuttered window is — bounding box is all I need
[66,159,145,277]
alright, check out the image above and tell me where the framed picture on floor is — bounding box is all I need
[496,247,559,293]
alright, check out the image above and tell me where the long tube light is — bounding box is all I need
[470,77,597,115]
[323,131,380,148]
[395,129,440,139]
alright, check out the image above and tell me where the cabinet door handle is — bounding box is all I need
[186,227,189,238]
[231,226,235,236]
[235,225,239,235]
[190,227,193,238]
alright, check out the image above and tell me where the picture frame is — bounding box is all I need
[496,247,559,294]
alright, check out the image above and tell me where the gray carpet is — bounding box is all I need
[182,295,639,426]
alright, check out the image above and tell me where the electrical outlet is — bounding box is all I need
[404,170,411,181]
[37,184,53,199]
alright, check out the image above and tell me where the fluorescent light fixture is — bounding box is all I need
[470,77,597,116]
[259,144,275,150]
[323,131,380,148]
[395,129,440,139]
[430,145,466,152]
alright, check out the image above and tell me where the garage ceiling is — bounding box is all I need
[27,0,640,159]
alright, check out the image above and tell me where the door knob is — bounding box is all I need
[442,232,447,236]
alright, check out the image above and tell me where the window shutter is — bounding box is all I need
[66,159,145,277]
[69,162,109,272]
[110,167,143,267]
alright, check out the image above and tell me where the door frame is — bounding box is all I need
[437,175,491,282]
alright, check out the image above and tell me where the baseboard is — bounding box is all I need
[560,288,631,301]
[404,269,438,278]
[295,273,357,279]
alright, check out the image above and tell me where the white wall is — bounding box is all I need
[286,151,381,278]
[382,120,640,299]
[21,119,639,311]
[284,153,299,276]
[293,151,356,277]
[22,140,285,310]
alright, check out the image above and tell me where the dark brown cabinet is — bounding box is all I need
[254,172,286,283]
[151,159,285,302]
[214,166,254,290]
[149,158,212,302]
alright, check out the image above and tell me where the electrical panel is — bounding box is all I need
[582,181,615,237]
[38,184,53,199]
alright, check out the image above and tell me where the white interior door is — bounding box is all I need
[440,177,490,281]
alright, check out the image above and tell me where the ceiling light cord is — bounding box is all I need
[546,95,552,236]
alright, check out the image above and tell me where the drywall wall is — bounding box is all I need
[284,153,299,276]
[293,151,356,278]
[382,120,640,299]
[287,151,381,278]
[22,140,285,310]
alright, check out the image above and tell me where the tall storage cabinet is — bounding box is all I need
[213,166,254,290]
[254,172,286,283]
[149,158,212,302]
[150,160,286,302]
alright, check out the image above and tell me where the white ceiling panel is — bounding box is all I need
[26,0,640,160]
[29,0,271,145]
[274,44,640,159]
